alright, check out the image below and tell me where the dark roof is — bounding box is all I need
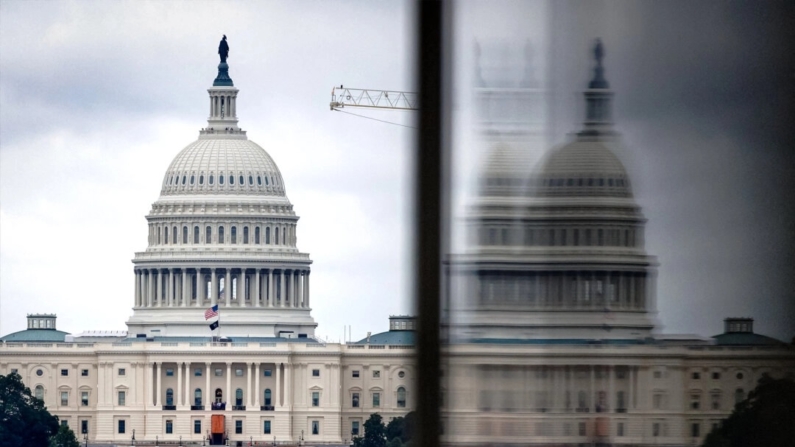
[712,332,785,346]
[1,329,70,343]
[355,330,415,345]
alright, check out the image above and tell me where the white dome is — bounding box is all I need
[160,136,286,197]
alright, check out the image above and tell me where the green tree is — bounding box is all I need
[0,372,60,447]
[361,413,387,447]
[702,375,795,447]
[49,424,79,447]
[386,416,404,442]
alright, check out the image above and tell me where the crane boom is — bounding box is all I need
[330,86,418,111]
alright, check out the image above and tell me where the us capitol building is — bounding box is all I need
[2,42,794,446]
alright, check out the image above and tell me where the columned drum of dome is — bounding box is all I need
[451,41,658,341]
[127,57,315,338]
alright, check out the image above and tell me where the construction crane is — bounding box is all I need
[330,86,418,111]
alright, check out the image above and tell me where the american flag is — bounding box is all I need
[204,305,219,320]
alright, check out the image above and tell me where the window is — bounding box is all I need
[118,368,126,376]
[312,391,320,407]
[243,226,249,244]
[35,385,44,400]
[312,369,320,377]
[692,372,701,380]
[195,368,202,376]
[578,390,588,410]
[194,388,202,406]
[219,226,225,243]
[735,388,745,404]
[373,370,381,378]
[397,387,406,408]
[194,419,201,434]
[266,227,271,244]
[183,226,188,244]
[236,388,243,406]
[312,420,319,435]
[230,175,234,185]
[164,227,169,244]
[61,391,69,406]
[118,420,126,434]
[215,369,223,377]
[194,226,200,244]
[206,226,212,244]
[264,420,271,434]
[166,420,173,434]
[617,422,625,437]
[118,391,126,406]
[264,389,272,406]
[691,422,700,437]
[652,422,660,437]
[578,421,586,436]
[61,369,69,376]
[653,370,662,379]
[61,420,68,427]
[275,228,280,245]
[352,392,360,408]
[166,388,174,406]
[352,370,360,378]
[352,420,360,436]
[691,393,700,409]
[398,371,405,379]
[736,372,744,380]
[616,391,626,410]
[235,368,244,377]
[81,420,88,434]
[711,392,721,410]
[264,369,272,377]
[81,391,89,406]
[81,369,89,376]
[372,392,380,407]
[712,372,721,380]
[166,369,174,377]
[235,420,243,434]
[255,227,260,244]
[653,393,664,410]
[240,175,244,185]
[258,176,262,186]
[10,368,18,374]
[173,226,177,244]
[220,174,224,185]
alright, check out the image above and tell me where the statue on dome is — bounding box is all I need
[218,35,230,63]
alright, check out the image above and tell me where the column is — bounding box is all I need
[226,362,232,406]
[177,361,183,406]
[182,269,189,307]
[284,364,292,407]
[294,271,300,307]
[275,364,281,407]
[205,362,211,408]
[148,270,155,307]
[302,271,308,308]
[247,363,253,407]
[185,362,191,408]
[279,269,286,307]
[239,269,246,307]
[167,269,174,307]
[268,269,274,307]
[255,363,261,407]
[590,366,594,410]
[134,270,140,307]
[146,362,154,406]
[211,269,218,306]
[194,271,201,307]
[305,271,310,308]
[255,270,262,307]
[155,362,162,407]
[225,269,232,307]
[157,270,164,307]
[609,365,615,412]
[629,366,635,410]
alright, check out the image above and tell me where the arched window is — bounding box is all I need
[235,388,243,406]
[266,227,271,244]
[265,177,270,185]
[190,175,195,185]
[255,227,260,244]
[164,227,169,245]
[275,228,280,245]
[219,226,225,244]
[194,226,199,244]
[194,388,202,406]
[35,385,44,400]
[209,174,214,185]
[397,387,406,408]
[282,227,286,245]
[199,175,204,185]
[249,175,253,185]
[166,388,174,406]
[578,390,588,410]
[230,175,234,185]
[243,227,249,244]
[206,226,212,244]
[239,175,244,185]
[215,388,223,403]
[183,226,188,244]
[220,174,225,185]
[257,176,262,186]
[264,389,272,406]
[231,226,237,244]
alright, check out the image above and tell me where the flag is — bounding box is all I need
[209,320,219,330]
[205,305,219,320]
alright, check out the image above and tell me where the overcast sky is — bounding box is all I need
[1,1,793,343]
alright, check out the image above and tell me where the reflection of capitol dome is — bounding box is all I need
[127,61,315,338]
[454,41,657,341]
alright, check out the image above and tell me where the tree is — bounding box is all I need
[386,411,415,443]
[0,372,60,447]
[702,375,795,447]
[361,413,387,447]
[49,425,79,447]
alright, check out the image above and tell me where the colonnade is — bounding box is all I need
[210,91,237,119]
[147,361,290,409]
[134,267,310,309]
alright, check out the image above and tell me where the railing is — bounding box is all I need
[162,405,177,410]
[260,405,275,411]
[161,342,179,347]
[232,405,246,411]
[112,342,132,347]
[190,342,206,347]
[27,343,53,347]
[57,343,74,348]
[260,343,277,347]
[368,345,385,349]
[191,405,204,411]
[231,342,248,347]
[211,402,226,410]
[346,345,365,349]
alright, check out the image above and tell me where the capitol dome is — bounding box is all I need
[127,57,315,339]
[160,138,287,197]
